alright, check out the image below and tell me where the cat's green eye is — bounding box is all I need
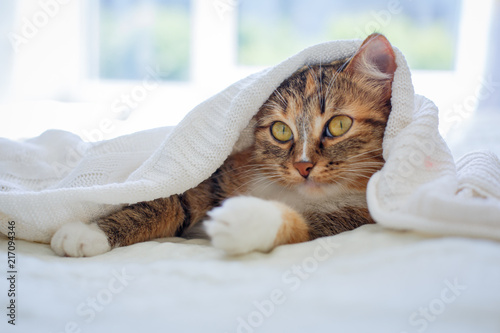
[327,115,353,137]
[271,121,293,142]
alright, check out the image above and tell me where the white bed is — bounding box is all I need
[2,223,500,333]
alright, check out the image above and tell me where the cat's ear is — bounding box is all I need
[344,33,397,86]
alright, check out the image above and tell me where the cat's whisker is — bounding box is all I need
[344,148,384,161]
[347,160,385,166]
[330,176,357,192]
[235,167,278,176]
[274,89,287,106]
[334,166,382,179]
[240,174,282,195]
[232,167,284,192]
[337,168,382,176]
[334,162,384,170]
[324,55,353,99]
[341,157,384,167]
[343,171,381,176]
[234,172,278,187]
[334,175,369,188]
[262,102,283,111]
[334,173,359,183]
[350,174,373,180]
[210,163,279,179]
[346,155,384,163]
[347,162,385,167]
[343,164,384,170]
[349,168,380,176]
[339,159,385,166]
[231,176,269,196]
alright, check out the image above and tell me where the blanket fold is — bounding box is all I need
[1,39,500,243]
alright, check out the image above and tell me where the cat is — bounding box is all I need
[51,33,397,257]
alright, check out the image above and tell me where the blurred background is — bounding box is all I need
[0,0,498,157]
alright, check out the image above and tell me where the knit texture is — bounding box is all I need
[1,39,500,243]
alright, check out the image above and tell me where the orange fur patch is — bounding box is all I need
[273,203,310,247]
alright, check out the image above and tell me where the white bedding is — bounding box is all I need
[2,224,500,333]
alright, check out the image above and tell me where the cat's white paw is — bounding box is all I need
[204,196,284,255]
[51,221,111,257]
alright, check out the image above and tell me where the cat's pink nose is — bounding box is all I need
[293,162,314,178]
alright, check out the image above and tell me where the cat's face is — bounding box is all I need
[251,34,396,197]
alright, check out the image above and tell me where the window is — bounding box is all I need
[96,0,190,81]
[89,0,468,89]
[238,0,461,70]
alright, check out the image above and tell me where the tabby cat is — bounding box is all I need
[51,33,397,257]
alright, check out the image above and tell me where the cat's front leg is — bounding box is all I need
[51,196,193,257]
[204,196,310,255]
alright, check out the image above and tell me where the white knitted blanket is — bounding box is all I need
[1,40,500,243]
